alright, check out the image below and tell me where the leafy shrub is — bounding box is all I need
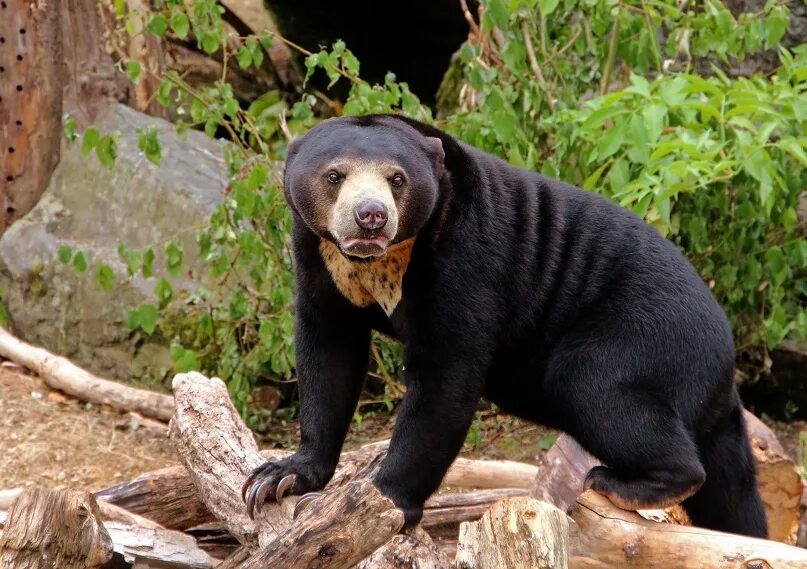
[66,0,805,416]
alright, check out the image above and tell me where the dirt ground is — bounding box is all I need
[0,365,802,493]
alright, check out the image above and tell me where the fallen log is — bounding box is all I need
[456,496,570,569]
[169,371,442,568]
[95,441,539,531]
[357,527,453,569]
[569,490,807,568]
[0,488,112,569]
[532,412,805,543]
[0,326,174,421]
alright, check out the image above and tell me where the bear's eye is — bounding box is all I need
[326,170,342,184]
[391,173,405,188]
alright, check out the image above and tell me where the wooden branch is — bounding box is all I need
[104,520,214,567]
[0,326,174,421]
[240,475,404,569]
[0,488,113,569]
[94,440,538,531]
[357,527,452,569]
[168,371,286,547]
[422,488,530,530]
[532,412,805,543]
[569,490,807,568]
[456,496,570,569]
[444,457,538,490]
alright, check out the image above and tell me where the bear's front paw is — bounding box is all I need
[241,453,333,519]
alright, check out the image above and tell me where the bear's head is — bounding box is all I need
[284,115,444,259]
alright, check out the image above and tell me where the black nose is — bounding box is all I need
[354,199,388,230]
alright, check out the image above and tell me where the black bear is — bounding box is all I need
[241,114,767,538]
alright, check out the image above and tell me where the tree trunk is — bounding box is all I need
[0,0,63,232]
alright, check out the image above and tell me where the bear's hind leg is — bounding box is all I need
[562,388,706,511]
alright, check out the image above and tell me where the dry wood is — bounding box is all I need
[94,439,537,531]
[357,527,452,569]
[444,457,538,490]
[532,412,805,543]
[169,371,291,547]
[569,490,807,568]
[0,0,62,232]
[0,326,175,421]
[239,475,404,569]
[125,0,166,117]
[456,496,570,569]
[104,520,214,567]
[422,488,530,530]
[0,488,113,569]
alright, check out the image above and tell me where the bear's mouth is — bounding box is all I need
[339,236,389,259]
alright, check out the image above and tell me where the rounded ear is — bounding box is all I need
[425,136,445,169]
[287,135,302,160]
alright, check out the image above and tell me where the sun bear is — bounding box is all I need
[241,114,767,538]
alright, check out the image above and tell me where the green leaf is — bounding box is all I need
[171,12,190,39]
[236,45,253,70]
[81,127,101,156]
[165,242,183,277]
[96,135,118,169]
[96,264,115,292]
[642,104,666,144]
[72,251,88,274]
[136,128,162,166]
[138,304,158,335]
[765,246,789,286]
[63,116,78,142]
[201,32,220,55]
[147,13,168,37]
[142,249,155,278]
[58,245,73,264]
[170,344,200,372]
[127,60,141,84]
[538,0,560,16]
[596,120,628,160]
[155,277,173,309]
[765,5,789,48]
[484,0,509,30]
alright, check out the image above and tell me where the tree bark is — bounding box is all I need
[456,496,570,569]
[569,490,807,568]
[0,326,175,421]
[0,0,63,232]
[0,488,113,569]
[357,527,453,569]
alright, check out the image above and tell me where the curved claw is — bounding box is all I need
[293,492,322,520]
[241,470,259,503]
[246,477,270,520]
[276,474,297,505]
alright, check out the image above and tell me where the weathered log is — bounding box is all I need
[422,488,530,530]
[0,488,215,567]
[0,326,175,421]
[357,527,452,569]
[104,520,214,567]
[0,488,113,569]
[532,412,805,543]
[569,490,807,568]
[444,457,538,490]
[95,439,537,531]
[456,496,570,569]
[168,371,289,547]
[239,474,404,569]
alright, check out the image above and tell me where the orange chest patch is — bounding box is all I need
[319,239,415,316]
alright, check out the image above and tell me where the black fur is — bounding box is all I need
[246,114,767,538]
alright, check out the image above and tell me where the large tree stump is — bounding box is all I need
[0,488,112,569]
[456,497,570,569]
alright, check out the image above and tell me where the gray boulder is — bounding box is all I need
[0,103,229,383]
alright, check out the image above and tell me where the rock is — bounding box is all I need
[0,103,229,383]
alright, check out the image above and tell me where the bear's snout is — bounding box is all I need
[354,199,388,230]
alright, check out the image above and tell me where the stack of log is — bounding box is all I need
[0,328,806,568]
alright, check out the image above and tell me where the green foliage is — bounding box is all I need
[444,0,806,364]
[68,0,805,419]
